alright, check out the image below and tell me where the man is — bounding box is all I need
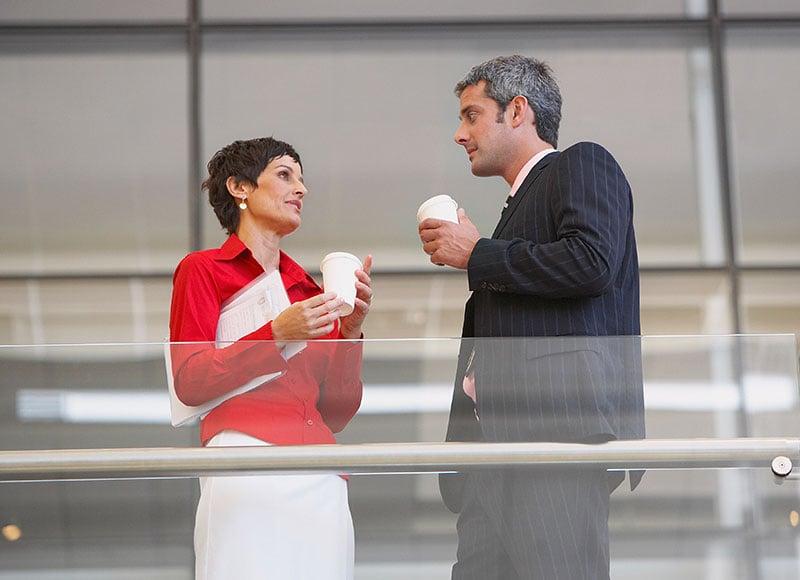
[418,55,643,580]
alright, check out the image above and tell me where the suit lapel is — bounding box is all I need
[491,152,558,239]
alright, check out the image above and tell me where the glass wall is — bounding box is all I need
[725,25,800,266]
[0,33,189,275]
[1,336,799,578]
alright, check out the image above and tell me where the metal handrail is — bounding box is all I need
[1,438,798,482]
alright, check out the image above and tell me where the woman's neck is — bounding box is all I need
[236,224,280,274]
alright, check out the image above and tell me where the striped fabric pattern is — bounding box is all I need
[442,141,643,580]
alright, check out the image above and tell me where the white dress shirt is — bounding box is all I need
[508,148,557,200]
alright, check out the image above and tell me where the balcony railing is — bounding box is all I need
[1,438,799,481]
[1,334,798,579]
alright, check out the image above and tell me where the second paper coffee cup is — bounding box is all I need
[416,194,458,224]
[320,252,362,316]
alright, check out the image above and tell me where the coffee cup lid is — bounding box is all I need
[320,252,362,270]
[416,195,457,221]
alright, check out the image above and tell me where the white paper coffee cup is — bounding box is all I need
[416,194,458,224]
[320,252,362,316]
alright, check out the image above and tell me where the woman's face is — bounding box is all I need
[241,155,307,237]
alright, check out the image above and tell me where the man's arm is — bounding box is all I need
[468,142,633,299]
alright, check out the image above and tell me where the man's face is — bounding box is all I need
[453,81,513,178]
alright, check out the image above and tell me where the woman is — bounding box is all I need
[169,137,372,580]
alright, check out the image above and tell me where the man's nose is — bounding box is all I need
[454,123,468,145]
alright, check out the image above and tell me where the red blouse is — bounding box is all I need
[169,234,363,446]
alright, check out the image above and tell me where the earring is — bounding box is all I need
[238,197,248,210]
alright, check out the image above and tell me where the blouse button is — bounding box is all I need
[307,419,314,426]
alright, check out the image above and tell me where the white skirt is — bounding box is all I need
[195,430,355,580]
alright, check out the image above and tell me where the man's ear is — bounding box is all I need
[509,95,532,129]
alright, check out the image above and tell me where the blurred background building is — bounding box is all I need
[1,1,799,578]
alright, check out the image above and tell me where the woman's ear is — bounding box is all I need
[226,176,250,210]
[226,176,246,196]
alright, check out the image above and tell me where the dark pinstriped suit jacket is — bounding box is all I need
[440,141,644,513]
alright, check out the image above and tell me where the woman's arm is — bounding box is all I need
[316,338,364,433]
[169,255,287,406]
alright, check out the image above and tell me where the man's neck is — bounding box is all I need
[509,147,557,197]
[503,142,552,186]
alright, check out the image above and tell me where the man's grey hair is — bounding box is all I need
[455,55,562,148]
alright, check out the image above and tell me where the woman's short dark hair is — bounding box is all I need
[203,137,302,235]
